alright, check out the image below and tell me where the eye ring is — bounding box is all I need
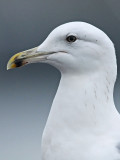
[66,35,77,42]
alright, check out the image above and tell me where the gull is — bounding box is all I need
[7,22,120,160]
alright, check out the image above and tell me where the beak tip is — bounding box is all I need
[7,46,38,70]
[7,63,10,70]
[7,60,16,70]
[7,66,10,70]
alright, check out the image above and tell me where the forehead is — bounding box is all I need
[48,22,105,41]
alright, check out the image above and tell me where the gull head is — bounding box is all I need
[7,22,117,78]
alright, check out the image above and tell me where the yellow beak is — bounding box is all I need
[7,47,38,70]
[7,47,55,70]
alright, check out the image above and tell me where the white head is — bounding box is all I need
[7,22,117,81]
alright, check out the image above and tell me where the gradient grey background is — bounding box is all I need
[0,0,120,159]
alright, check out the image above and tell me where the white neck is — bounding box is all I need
[45,70,118,133]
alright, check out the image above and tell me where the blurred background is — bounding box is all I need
[0,0,120,159]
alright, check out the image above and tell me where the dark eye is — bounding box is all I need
[66,35,77,42]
